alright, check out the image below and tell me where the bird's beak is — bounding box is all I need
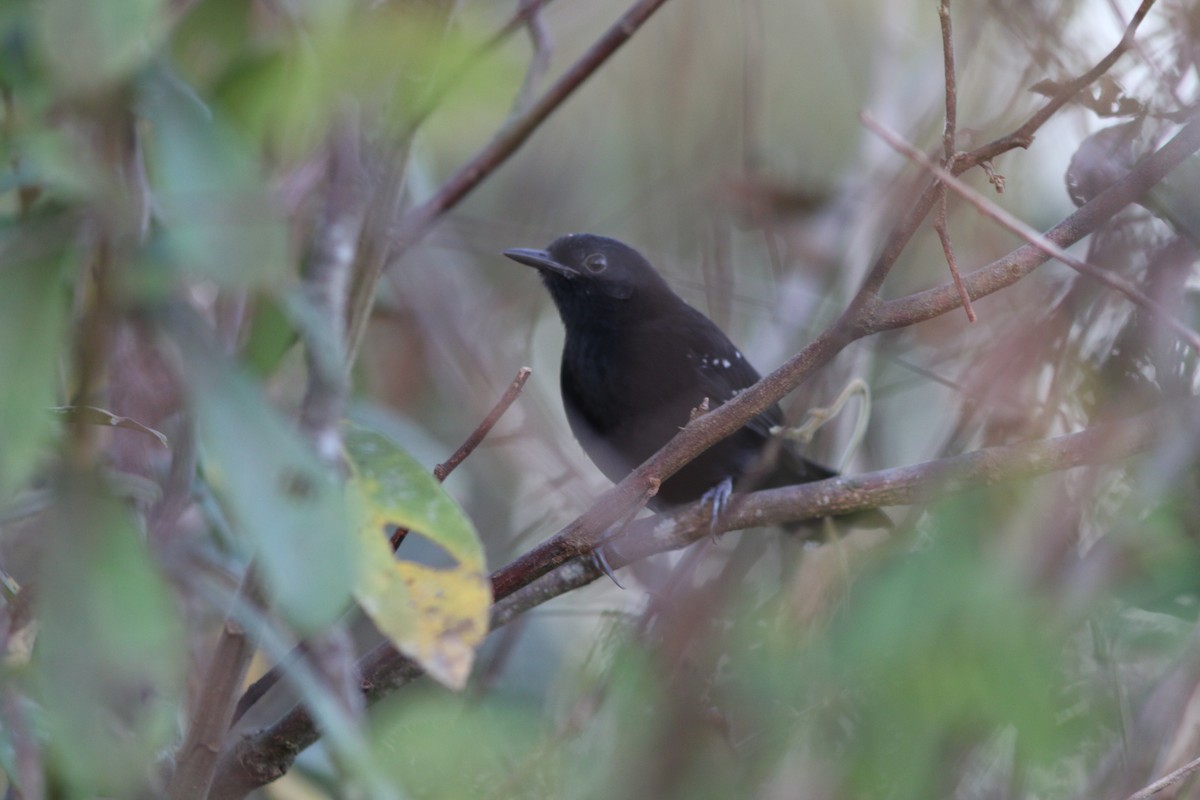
[503,248,578,279]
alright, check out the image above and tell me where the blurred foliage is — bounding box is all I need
[0,0,1196,798]
[32,472,184,797]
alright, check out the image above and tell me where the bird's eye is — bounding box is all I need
[583,253,607,273]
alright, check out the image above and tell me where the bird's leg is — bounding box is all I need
[702,476,734,541]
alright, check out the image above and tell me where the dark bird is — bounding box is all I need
[505,233,870,524]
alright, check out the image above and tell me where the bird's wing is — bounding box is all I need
[671,305,786,436]
[672,305,838,483]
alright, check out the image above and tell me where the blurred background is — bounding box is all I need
[2,0,1199,797]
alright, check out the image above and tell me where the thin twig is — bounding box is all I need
[1127,754,1200,800]
[393,0,672,239]
[434,366,532,482]
[390,365,532,548]
[862,111,1200,353]
[934,0,975,322]
[934,191,976,322]
[939,0,957,160]
[851,0,1156,306]
[514,0,553,112]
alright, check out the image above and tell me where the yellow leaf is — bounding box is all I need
[345,424,490,689]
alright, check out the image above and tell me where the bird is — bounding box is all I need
[504,232,878,530]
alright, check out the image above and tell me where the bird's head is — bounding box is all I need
[504,233,673,323]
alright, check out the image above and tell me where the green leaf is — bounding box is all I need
[215,7,519,159]
[0,227,68,498]
[344,424,489,689]
[181,326,355,632]
[35,472,184,796]
[36,0,167,94]
[371,693,553,799]
[141,67,289,289]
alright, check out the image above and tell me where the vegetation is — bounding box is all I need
[0,0,1198,798]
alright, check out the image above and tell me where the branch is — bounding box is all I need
[222,400,1186,789]
[388,0,673,246]
[1127,753,1200,800]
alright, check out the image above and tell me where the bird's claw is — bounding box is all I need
[589,543,625,589]
[702,477,734,541]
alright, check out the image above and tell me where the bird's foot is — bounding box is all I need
[702,477,734,541]
[588,519,633,589]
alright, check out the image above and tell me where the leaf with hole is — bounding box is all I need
[345,424,489,689]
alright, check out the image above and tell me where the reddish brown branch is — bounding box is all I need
[938,0,958,160]
[934,191,977,322]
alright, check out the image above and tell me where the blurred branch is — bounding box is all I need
[863,112,1200,352]
[291,124,370,788]
[167,570,266,800]
[220,399,1185,790]
[1126,754,1200,800]
[298,124,364,461]
[513,0,553,111]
